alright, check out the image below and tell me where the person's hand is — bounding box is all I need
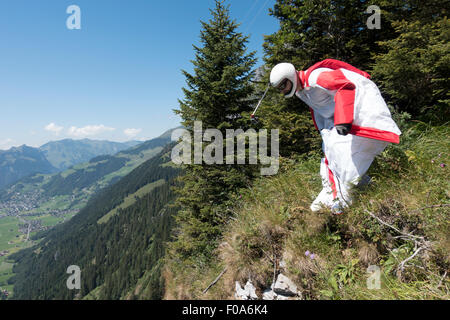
[250,114,259,124]
[335,123,351,136]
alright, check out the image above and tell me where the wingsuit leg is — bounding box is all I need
[310,158,335,212]
[313,127,389,212]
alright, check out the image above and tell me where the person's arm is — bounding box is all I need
[315,69,356,135]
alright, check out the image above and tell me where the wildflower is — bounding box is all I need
[440,163,446,168]
[305,250,310,257]
[310,253,316,260]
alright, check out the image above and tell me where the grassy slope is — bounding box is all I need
[0,217,35,297]
[97,179,166,224]
[165,124,449,300]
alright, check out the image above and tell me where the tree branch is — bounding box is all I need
[364,210,424,240]
[202,267,228,295]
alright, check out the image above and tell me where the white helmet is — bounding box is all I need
[270,63,298,98]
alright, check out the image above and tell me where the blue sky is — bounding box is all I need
[0,0,278,149]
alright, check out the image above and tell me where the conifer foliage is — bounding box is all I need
[168,0,258,270]
[371,0,449,122]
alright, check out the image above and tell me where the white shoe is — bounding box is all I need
[331,202,343,215]
[310,188,333,212]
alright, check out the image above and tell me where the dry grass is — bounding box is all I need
[163,124,449,300]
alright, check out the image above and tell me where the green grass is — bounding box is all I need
[0,217,22,251]
[26,211,77,228]
[0,256,15,298]
[92,147,163,189]
[0,217,35,299]
[0,260,13,273]
[165,124,450,300]
[160,161,180,168]
[39,214,62,227]
[38,195,72,211]
[60,169,76,178]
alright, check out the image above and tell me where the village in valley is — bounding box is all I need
[0,188,80,299]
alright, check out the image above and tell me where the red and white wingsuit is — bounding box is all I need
[295,59,401,212]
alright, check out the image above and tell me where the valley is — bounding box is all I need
[0,130,176,298]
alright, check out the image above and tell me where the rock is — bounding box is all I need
[235,280,259,300]
[235,281,248,300]
[262,289,277,300]
[262,288,293,300]
[273,273,298,296]
[235,275,301,300]
[244,280,258,300]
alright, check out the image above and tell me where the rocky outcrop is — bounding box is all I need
[273,273,299,296]
[235,280,258,300]
[235,273,301,300]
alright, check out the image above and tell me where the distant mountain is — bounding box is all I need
[0,127,178,212]
[37,129,178,199]
[0,145,57,190]
[39,139,141,171]
[123,127,181,156]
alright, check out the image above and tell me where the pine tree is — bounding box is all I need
[263,0,394,74]
[169,0,257,265]
[371,0,449,122]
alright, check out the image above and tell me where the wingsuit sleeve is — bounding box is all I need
[316,69,356,126]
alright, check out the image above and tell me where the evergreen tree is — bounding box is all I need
[263,0,395,77]
[169,0,257,265]
[371,0,449,122]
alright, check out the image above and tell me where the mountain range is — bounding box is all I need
[0,139,142,190]
[0,128,178,212]
[0,146,57,191]
[39,139,141,171]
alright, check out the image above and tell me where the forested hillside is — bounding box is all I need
[0,139,141,191]
[10,143,181,299]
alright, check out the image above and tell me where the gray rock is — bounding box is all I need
[262,289,277,300]
[275,294,290,300]
[273,273,298,296]
[244,280,258,300]
[235,280,259,300]
[235,281,248,300]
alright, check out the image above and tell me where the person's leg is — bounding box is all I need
[322,128,389,210]
[310,158,335,212]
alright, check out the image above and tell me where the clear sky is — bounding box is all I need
[0,0,278,149]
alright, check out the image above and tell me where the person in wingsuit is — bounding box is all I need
[270,59,401,213]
